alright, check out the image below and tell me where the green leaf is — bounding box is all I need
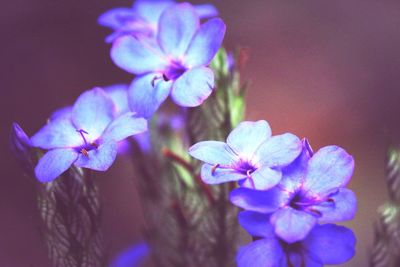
[210,48,229,78]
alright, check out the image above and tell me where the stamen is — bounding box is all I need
[307,208,322,217]
[78,129,88,134]
[151,75,162,87]
[151,73,171,87]
[293,201,311,207]
[211,164,220,175]
[76,129,89,145]
[90,142,99,149]
[246,169,252,178]
[162,73,170,82]
[80,148,89,157]
[248,177,256,189]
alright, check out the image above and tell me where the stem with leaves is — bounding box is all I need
[132,48,246,267]
[10,126,106,267]
[38,168,105,267]
[371,147,400,267]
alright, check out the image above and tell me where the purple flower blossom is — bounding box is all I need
[51,84,130,120]
[102,84,186,153]
[230,140,356,243]
[98,0,218,43]
[10,123,32,155]
[104,84,138,155]
[10,123,35,174]
[30,87,147,182]
[105,84,130,116]
[189,120,302,190]
[50,84,134,155]
[52,84,184,155]
[49,106,73,121]
[236,211,356,267]
[110,242,150,267]
[111,3,226,118]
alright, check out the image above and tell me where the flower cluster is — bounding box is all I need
[189,121,357,266]
[11,1,358,266]
[237,212,356,267]
[98,0,218,43]
[15,1,225,183]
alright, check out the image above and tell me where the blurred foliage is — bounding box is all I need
[132,48,247,267]
[371,147,400,267]
[38,168,105,267]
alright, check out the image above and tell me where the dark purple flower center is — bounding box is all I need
[150,62,187,88]
[163,61,187,81]
[236,161,257,177]
[76,129,98,157]
[288,192,336,217]
[288,194,307,210]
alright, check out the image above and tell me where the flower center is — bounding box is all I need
[76,129,98,157]
[164,61,187,81]
[289,194,309,210]
[151,62,187,87]
[236,161,257,177]
[288,192,335,217]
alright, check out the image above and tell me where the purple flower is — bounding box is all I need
[51,84,130,120]
[50,84,134,155]
[10,123,32,155]
[105,84,130,116]
[103,84,186,153]
[10,123,35,174]
[236,211,356,267]
[230,140,356,243]
[98,0,218,43]
[51,84,183,155]
[49,106,73,121]
[111,3,226,118]
[103,84,137,155]
[31,87,147,182]
[110,242,149,267]
[189,120,302,190]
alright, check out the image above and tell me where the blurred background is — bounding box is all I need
[1,0,400,266]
